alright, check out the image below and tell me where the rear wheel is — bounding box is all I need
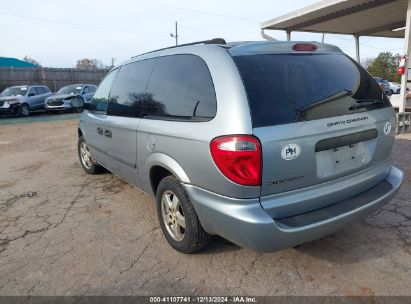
[78,135,103,174]
[156,176,210,253]
[19,104,30,117]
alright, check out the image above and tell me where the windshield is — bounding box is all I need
[234,53,390,127]
[0,86,28,97]
[57,85,82,95]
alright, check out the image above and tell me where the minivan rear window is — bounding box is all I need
[233,53,390,128]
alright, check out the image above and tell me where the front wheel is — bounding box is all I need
[19,104,30,117]
[78,135,103,174]
[156,176,210,253]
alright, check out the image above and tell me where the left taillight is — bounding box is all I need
[210,135,262,186]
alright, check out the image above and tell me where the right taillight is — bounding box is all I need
[210,135,261,186]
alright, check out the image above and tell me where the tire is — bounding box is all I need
[19,104,30,117]
[156,176,210,253]
[74,107,84,113]
[78,135,103,174]
[390,89,394,95]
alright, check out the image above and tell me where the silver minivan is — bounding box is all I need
[75,40,403,253]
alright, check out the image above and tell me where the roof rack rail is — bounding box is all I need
[133,38,226,58]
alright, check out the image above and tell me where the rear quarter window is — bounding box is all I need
[233,53,390,128]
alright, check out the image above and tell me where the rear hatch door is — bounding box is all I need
[232,51,395,197]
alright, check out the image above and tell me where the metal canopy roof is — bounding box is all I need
[261,0,407,38]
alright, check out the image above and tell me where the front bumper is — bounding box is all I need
[184,165,403,251]
[0,102,20,113]
[45,100,72,111]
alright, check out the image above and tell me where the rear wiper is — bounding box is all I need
[349,99,385,110]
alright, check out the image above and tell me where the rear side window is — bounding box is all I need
[108,59,155,117]
[233,53,390,128]
[144,54,216,121]
[34,87,46,95]
[89,69,118,113]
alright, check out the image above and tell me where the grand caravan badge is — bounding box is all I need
[281,144,301,160]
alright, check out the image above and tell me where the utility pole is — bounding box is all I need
[170,21,178,46]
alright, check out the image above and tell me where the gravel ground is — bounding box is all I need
[0,118,410,296]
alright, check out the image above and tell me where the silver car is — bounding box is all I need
[0,85,52,116]
[45,84,97,112]
[75,40,403,253]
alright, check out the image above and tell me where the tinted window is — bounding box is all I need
[144,54,216,120]
[234,53,390,128]
[27,88,36,95]
[89,70,118,112]
[34,87,46,95]
[89,86,96,93]
[107,59,155,117]
[83,86,90,94]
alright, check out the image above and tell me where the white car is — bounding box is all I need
[389,82,401,94]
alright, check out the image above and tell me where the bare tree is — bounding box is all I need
[23,55,41,66]
[76,58,104,70]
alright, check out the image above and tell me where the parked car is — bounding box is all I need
[73,40,403,253]
[45,84,97,113]
[373,77,392,96]
[0,85,52,116]
[389,82,401,94]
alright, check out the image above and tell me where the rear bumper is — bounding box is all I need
[184,165,403,251]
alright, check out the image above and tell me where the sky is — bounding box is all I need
[0,0,405,68]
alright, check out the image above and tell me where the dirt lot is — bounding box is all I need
[0,117,410,296]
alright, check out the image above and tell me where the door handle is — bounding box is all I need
[97,127,103,135]
[104,129,112,138]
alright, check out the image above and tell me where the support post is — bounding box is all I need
[261,29,277,41]
[354,35,360,63]
[286,31,291,41]
[175,21,178,46]
[399,0,411,113]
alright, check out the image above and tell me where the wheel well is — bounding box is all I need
[150,166,173,195]
[78,128,83,138]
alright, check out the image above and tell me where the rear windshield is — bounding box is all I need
[233,53,390,128]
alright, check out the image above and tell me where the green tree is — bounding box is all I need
[366,52,401,83]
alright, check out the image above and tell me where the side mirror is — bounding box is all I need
[71,97,85,108]
[28,93,35,97]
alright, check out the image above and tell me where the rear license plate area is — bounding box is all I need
[316,141,371,178]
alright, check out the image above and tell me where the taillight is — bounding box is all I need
[210,135,261,186]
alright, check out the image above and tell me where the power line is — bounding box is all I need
[0,12,169,38]
[179,24,212,37]
[140,0,259,24]
[332,35,403,51]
